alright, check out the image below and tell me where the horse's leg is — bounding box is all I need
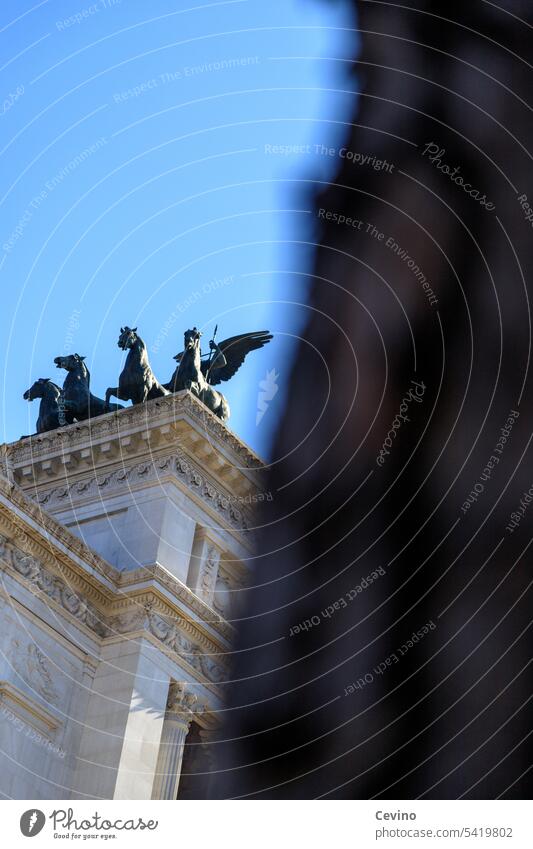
[217,393,230,423]
[212,390,230,422]
[104,386,131,413]
[147,380,170,400]
[38,396,61,432]
[64,399,79,424]
[199,385,229,421]
[105,386,130,409]
[129,385,148,405]
[105,387,118,408]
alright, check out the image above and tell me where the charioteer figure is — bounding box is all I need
[164,325,273,422]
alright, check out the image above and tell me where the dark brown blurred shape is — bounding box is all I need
[211,0,533,798]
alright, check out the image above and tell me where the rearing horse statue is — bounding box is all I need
[54,353,123,420]
[106,327,169,408]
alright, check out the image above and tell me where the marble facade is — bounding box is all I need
[0,391,263,799]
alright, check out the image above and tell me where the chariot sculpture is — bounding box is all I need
[23,324,272,434]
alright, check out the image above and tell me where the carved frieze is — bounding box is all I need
[0,532,107,637]
[0,452,238,690]
[106,604,227,686]
[147,608,227,684]
[33,451,252,532]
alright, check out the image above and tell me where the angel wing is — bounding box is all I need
[202,331,273,385]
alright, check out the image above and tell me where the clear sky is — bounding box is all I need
[0,0,354,456]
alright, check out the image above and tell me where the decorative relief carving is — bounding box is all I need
[0,485,232,682]
[167,682,198,721]
[0,532,9,558]
[0,534,107,637]
[212,564,247,620]
[33,451,252,532]
[10,638,60,706]
[148,608,226,684]
[200,546,220,600]
[116,566,233,642]
[2,517,232,652]
[107,608,146,635]
[106,604,227,685]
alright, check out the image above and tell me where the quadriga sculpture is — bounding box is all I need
[105,326,169,408]
[21,325,273,434]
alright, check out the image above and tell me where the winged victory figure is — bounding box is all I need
[164,327,273,422]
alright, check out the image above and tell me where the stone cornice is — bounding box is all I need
[106,602,229,689]
[4,392,265,491]
[117,565,234,642]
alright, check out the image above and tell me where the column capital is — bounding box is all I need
[166,682,198,725]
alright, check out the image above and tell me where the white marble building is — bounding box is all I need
[0,391,264,799]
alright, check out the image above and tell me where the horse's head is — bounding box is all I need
[118,326,138,350]
[23,378,53,401]
[181,327,202,356]
[54,353,86,371]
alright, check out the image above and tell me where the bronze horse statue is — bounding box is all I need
[54,354,123,420]
[21,326,272,433]
[23,378,77,434]
[106,327,169,408]
[165,327,272,422]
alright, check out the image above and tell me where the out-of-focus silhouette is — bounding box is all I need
[211,0,533,798]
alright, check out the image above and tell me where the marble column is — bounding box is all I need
[151,682,197,800]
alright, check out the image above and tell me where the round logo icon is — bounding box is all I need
[20,810,46,837]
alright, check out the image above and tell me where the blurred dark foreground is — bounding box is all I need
[210,0,533,799]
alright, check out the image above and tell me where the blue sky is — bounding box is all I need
[1,0,354,455]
